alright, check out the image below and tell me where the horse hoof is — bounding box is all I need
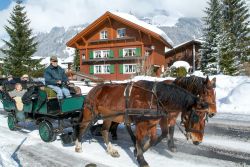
[75,147,82,153]
[169,146,177,152]
[133,149,137,157]
[111,151,120,158]
[138,158,149,167]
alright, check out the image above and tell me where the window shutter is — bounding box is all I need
[110,65,114,74]
[119,64,123,74]
[89,65,94,74]
[109,50,114,58]
[89,51,93,59]
[136,48,141,56]
[119,49,123,57]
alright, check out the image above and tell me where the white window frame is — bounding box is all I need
[100,30,108,39]
[94,64,110,74]
[123,64,137,74]
[117,28,126,38]
[94,50,110,59]
[123,48,136,57]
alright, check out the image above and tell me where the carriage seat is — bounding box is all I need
[44,87,57,99]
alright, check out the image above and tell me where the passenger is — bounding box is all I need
[21,74,30,82]
[44,56,71,99]
[2,75,16,91]
[2,75,16,85]
[9,83,26,111]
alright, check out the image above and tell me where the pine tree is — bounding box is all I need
[73,49,80,72]
[200,0,221,75]
[219,0,250,75]
[0,0,44,77]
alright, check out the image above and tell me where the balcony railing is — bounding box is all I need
[82,56,143,63]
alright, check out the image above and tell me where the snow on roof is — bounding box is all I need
[170,61,190,71]
[110,11,173,45]
[172,39,203,49]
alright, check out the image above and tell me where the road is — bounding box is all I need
[0,111,249,167]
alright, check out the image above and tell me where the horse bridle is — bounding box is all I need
[186,109,206,133]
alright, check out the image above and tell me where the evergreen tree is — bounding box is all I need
[0,0,44,77]
[73,49,80,72]
[219,0,250,75]
[200,0,221,75]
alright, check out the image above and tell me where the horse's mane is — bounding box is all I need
[135,80,198,109]
[156,81,198,109]
[173,76,206,95]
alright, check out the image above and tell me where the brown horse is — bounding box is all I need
[161,75,216,151]
[109,76,216,151]
[75,80,208,167]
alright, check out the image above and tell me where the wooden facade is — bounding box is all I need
[165,40,202,72]
[67,11,172,80]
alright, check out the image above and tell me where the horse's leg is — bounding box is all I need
[136,123,149,167]
[109,122,119,140]
[75,107,92,152]
[125,123,137,156]
[168,125,177,152]
[142,118,168,152]
[102,120,120,157]
[75,120,91,152]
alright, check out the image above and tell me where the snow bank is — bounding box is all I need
[214,75,250,114]
[170,61,191,72]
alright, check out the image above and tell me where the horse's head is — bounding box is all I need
[200,76,217,117]
[181,100,208,145]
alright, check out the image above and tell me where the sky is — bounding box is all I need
[0,0,218,47]
[0,0,249,47]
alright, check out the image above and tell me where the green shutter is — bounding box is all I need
[136,48,141,56]
[89,65,94,74]
[89,51,93,59]
[119,64,123,74]
[119,49,123,57]
[110,65,114,74]
[109,50,114,58]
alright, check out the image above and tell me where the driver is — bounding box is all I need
[44,56,71,99]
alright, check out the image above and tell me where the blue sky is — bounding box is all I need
[0,0,11,10]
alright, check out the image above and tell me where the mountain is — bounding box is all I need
[0,16,203,59]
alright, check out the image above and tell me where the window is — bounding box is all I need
[123,64,137,74]
[94,65,110,74]
[117,28,126,38]
[94,50,110,58]
[123,48,136,57]
[94,65,102,74]
[100,30,108,39]
[94,51,101,58]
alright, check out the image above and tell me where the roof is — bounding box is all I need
[110,12,173,45]
[165,39,203,56]
[67,11,173,48]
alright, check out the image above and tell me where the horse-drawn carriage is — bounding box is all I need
[0,76,216,167]
[0,83,85,144]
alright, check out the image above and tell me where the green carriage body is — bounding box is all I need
[0,86,86,143]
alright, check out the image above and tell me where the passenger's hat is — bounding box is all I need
[7,74,13,78]
[50,55,58,61]
[22,74,29,78]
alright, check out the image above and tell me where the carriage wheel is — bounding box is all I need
[7,114,17,131]
[39,120,56,142]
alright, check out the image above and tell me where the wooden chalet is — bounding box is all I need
[67,11,173,80]
[165,39,202,72]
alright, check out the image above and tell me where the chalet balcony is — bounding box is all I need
[82,56,143,64]
[89,37,136,44]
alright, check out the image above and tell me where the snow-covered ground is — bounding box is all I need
[0,74,250,167]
